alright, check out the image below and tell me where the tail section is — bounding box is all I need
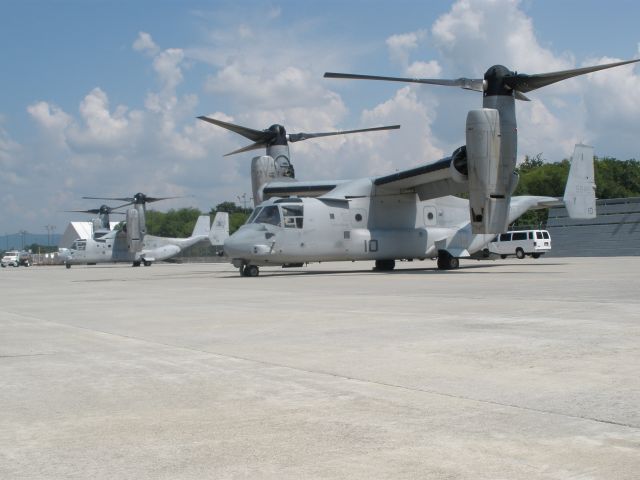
[191,215,211,237]
[209,212,229,246]
[563,144,596,219]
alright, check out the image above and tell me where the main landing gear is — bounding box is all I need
[437,251,459,270]
[374,259,395,271]
[240,264,259,277]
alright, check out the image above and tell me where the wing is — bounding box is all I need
[262,180,349,199]
[373,155,468,200]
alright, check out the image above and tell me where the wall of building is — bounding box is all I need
[546,197,640,256]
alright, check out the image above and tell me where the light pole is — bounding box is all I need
[236,193,253,211]
[19,230,27,249]
[44,225,56,247]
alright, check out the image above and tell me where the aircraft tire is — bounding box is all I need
[374,259,395,271]
[143,260,151,267]
[246,265,259,277]
[516,248,525,259]
[132,261,141,267]
[65,263,71,269]
[437,251,459,270]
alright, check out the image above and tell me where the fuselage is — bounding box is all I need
[225,192,508,268]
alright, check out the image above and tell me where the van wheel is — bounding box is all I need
[500,255,507,259]
[532,253,541,259]
[516,248,525,259]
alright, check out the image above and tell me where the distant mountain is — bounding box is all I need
[1,233,62,251]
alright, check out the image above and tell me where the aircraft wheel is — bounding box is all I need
[246,265,259,277]
[437,251,459,270]
[532,253,541,259]
[65,263,71,269]
[143,260,151,267]
[132,261,141,267]
[374,259,395,271]
[516,248,525,259]
[501,255,507,259]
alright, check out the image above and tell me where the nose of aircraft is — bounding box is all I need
[223,225,269,259]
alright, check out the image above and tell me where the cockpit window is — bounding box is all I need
[282,205,304,228]
[254,205,281,226]
[72,239,87,250]
[245,207,262,224]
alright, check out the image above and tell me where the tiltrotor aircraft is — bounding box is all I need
[65,203,124,239]
[204,58,637,276]
[59,193,227,268]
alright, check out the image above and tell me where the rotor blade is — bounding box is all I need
[83,196,133,203]
[197,116,272,143]
[287,125,401,143]
[224,141,269,157]
[324,72,484,92]
[143,196,183,204]
[505,58,640,93]
[66,209,102,214]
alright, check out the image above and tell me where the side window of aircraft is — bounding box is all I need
[254,206,281,226]
[282,205,304,228]
[499,233,511,242]
[72,240,87,251]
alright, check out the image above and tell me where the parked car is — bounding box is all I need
[488,230,551,259]
[1,250,32,267]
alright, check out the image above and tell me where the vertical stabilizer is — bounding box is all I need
[191,215,211,237]
[563,144,596,219]
[209,212,229,246]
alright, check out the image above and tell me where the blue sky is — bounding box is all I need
[1,0,640,234]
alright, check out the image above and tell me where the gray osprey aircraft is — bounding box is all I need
[206,58,636,276]
[65,204,124,239]
[60,193,225,268]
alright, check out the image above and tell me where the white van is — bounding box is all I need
[488,230,551,259]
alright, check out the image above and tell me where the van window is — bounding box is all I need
[542,231,550,239]
[499,233,511,241]
[536,231,543,239]
[512,232,527,241]
[528,232,534,239]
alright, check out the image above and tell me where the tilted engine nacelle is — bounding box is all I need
[126,208,142,253]
[251,147,295,205]
[466,108,512,234]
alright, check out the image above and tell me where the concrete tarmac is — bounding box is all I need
[1,257,639,479]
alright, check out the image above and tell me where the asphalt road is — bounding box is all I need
[1,257,639,479]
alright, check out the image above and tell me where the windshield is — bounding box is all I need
[253,205,281,226]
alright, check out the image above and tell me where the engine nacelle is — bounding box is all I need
[448,145,468,183]
[126,208,142,253]
[251,147,295,206]
[466,109,510,234]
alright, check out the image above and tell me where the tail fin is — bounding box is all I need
[209,212,229,246]
[191,215,211,237]
[563,144,596,219]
